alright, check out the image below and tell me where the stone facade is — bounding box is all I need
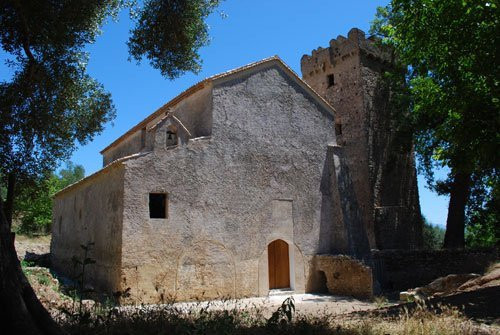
[51,29,423,303]
[301,28,422,249]
[313,255,373,299]
[372,248,498,292]
[52,58,342,302]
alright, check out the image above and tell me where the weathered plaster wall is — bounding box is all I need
[301,28,422,250]
[51,164,125,294]
[119,64,339,302]
[103,131,144,166]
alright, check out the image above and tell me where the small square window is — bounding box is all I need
[327,74,335,87]
[149,193,168,219]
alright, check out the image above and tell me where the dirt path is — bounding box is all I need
[15,234,51,260]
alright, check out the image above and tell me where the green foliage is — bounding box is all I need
[371,0,499,246]
[0,1,120,179]
[0,0,222,213]
[372,0,499,176]
[422,217,445,250]
[15,162,84,235]
[465,176,499,247]
[128,0,222,79]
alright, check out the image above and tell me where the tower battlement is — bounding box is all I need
[301,28,392,81]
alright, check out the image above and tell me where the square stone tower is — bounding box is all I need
[301,28,422,250]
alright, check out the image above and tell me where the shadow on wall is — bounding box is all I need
[308,270,329,294]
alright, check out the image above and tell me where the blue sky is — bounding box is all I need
[0,0,450,227]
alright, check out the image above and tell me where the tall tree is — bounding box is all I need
[371,0,499,248]
[0,1,221,333]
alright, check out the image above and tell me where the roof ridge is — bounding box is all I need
[101,56,335,154]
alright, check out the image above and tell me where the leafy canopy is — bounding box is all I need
[371,0,499,246]
[128,0,222,79]
[0,1,121,179]
[372,0,499,176]
[0,0,221,183]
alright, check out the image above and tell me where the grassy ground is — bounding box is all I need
[17,234,500,334]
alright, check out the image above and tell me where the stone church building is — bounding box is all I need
[51,29,422,302]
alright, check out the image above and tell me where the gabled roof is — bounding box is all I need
[101,56,336,154]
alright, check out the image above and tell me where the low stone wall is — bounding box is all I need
[372,248,498,292]
[314,255,373,299]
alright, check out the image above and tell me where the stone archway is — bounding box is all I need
[268,239,290,289]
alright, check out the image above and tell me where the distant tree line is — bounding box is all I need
[1,162,85,236]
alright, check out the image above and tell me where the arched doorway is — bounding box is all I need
[268,239,290,289]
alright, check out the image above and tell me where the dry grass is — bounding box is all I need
[340,306,481,335]
[485,262,499,275]
[59,298,494,335]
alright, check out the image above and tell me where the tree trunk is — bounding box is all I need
[4,172,16,229]
[443,171,471,249]
[0,198,67,335]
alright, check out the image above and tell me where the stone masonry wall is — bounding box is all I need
[372,248,499,291]
[314,254,373,299]
[301,28,422,250]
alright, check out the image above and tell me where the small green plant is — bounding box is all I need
[267,296,295,326]
[373,295,389,308]
[21,259,35,268]
[21,259,35,277]
[36,272,51,286]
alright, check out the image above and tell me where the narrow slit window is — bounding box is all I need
[327,74,335,87]
[166,125,178,147]
[149,193,168,219]
[335,123,342,136]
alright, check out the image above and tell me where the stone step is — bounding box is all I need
[268,288,294,296]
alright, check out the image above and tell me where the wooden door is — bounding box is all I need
[268,239,290,289]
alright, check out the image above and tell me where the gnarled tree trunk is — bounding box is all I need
[0,198,66,335]
[443,171,471,249]
[4,172,16,229]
